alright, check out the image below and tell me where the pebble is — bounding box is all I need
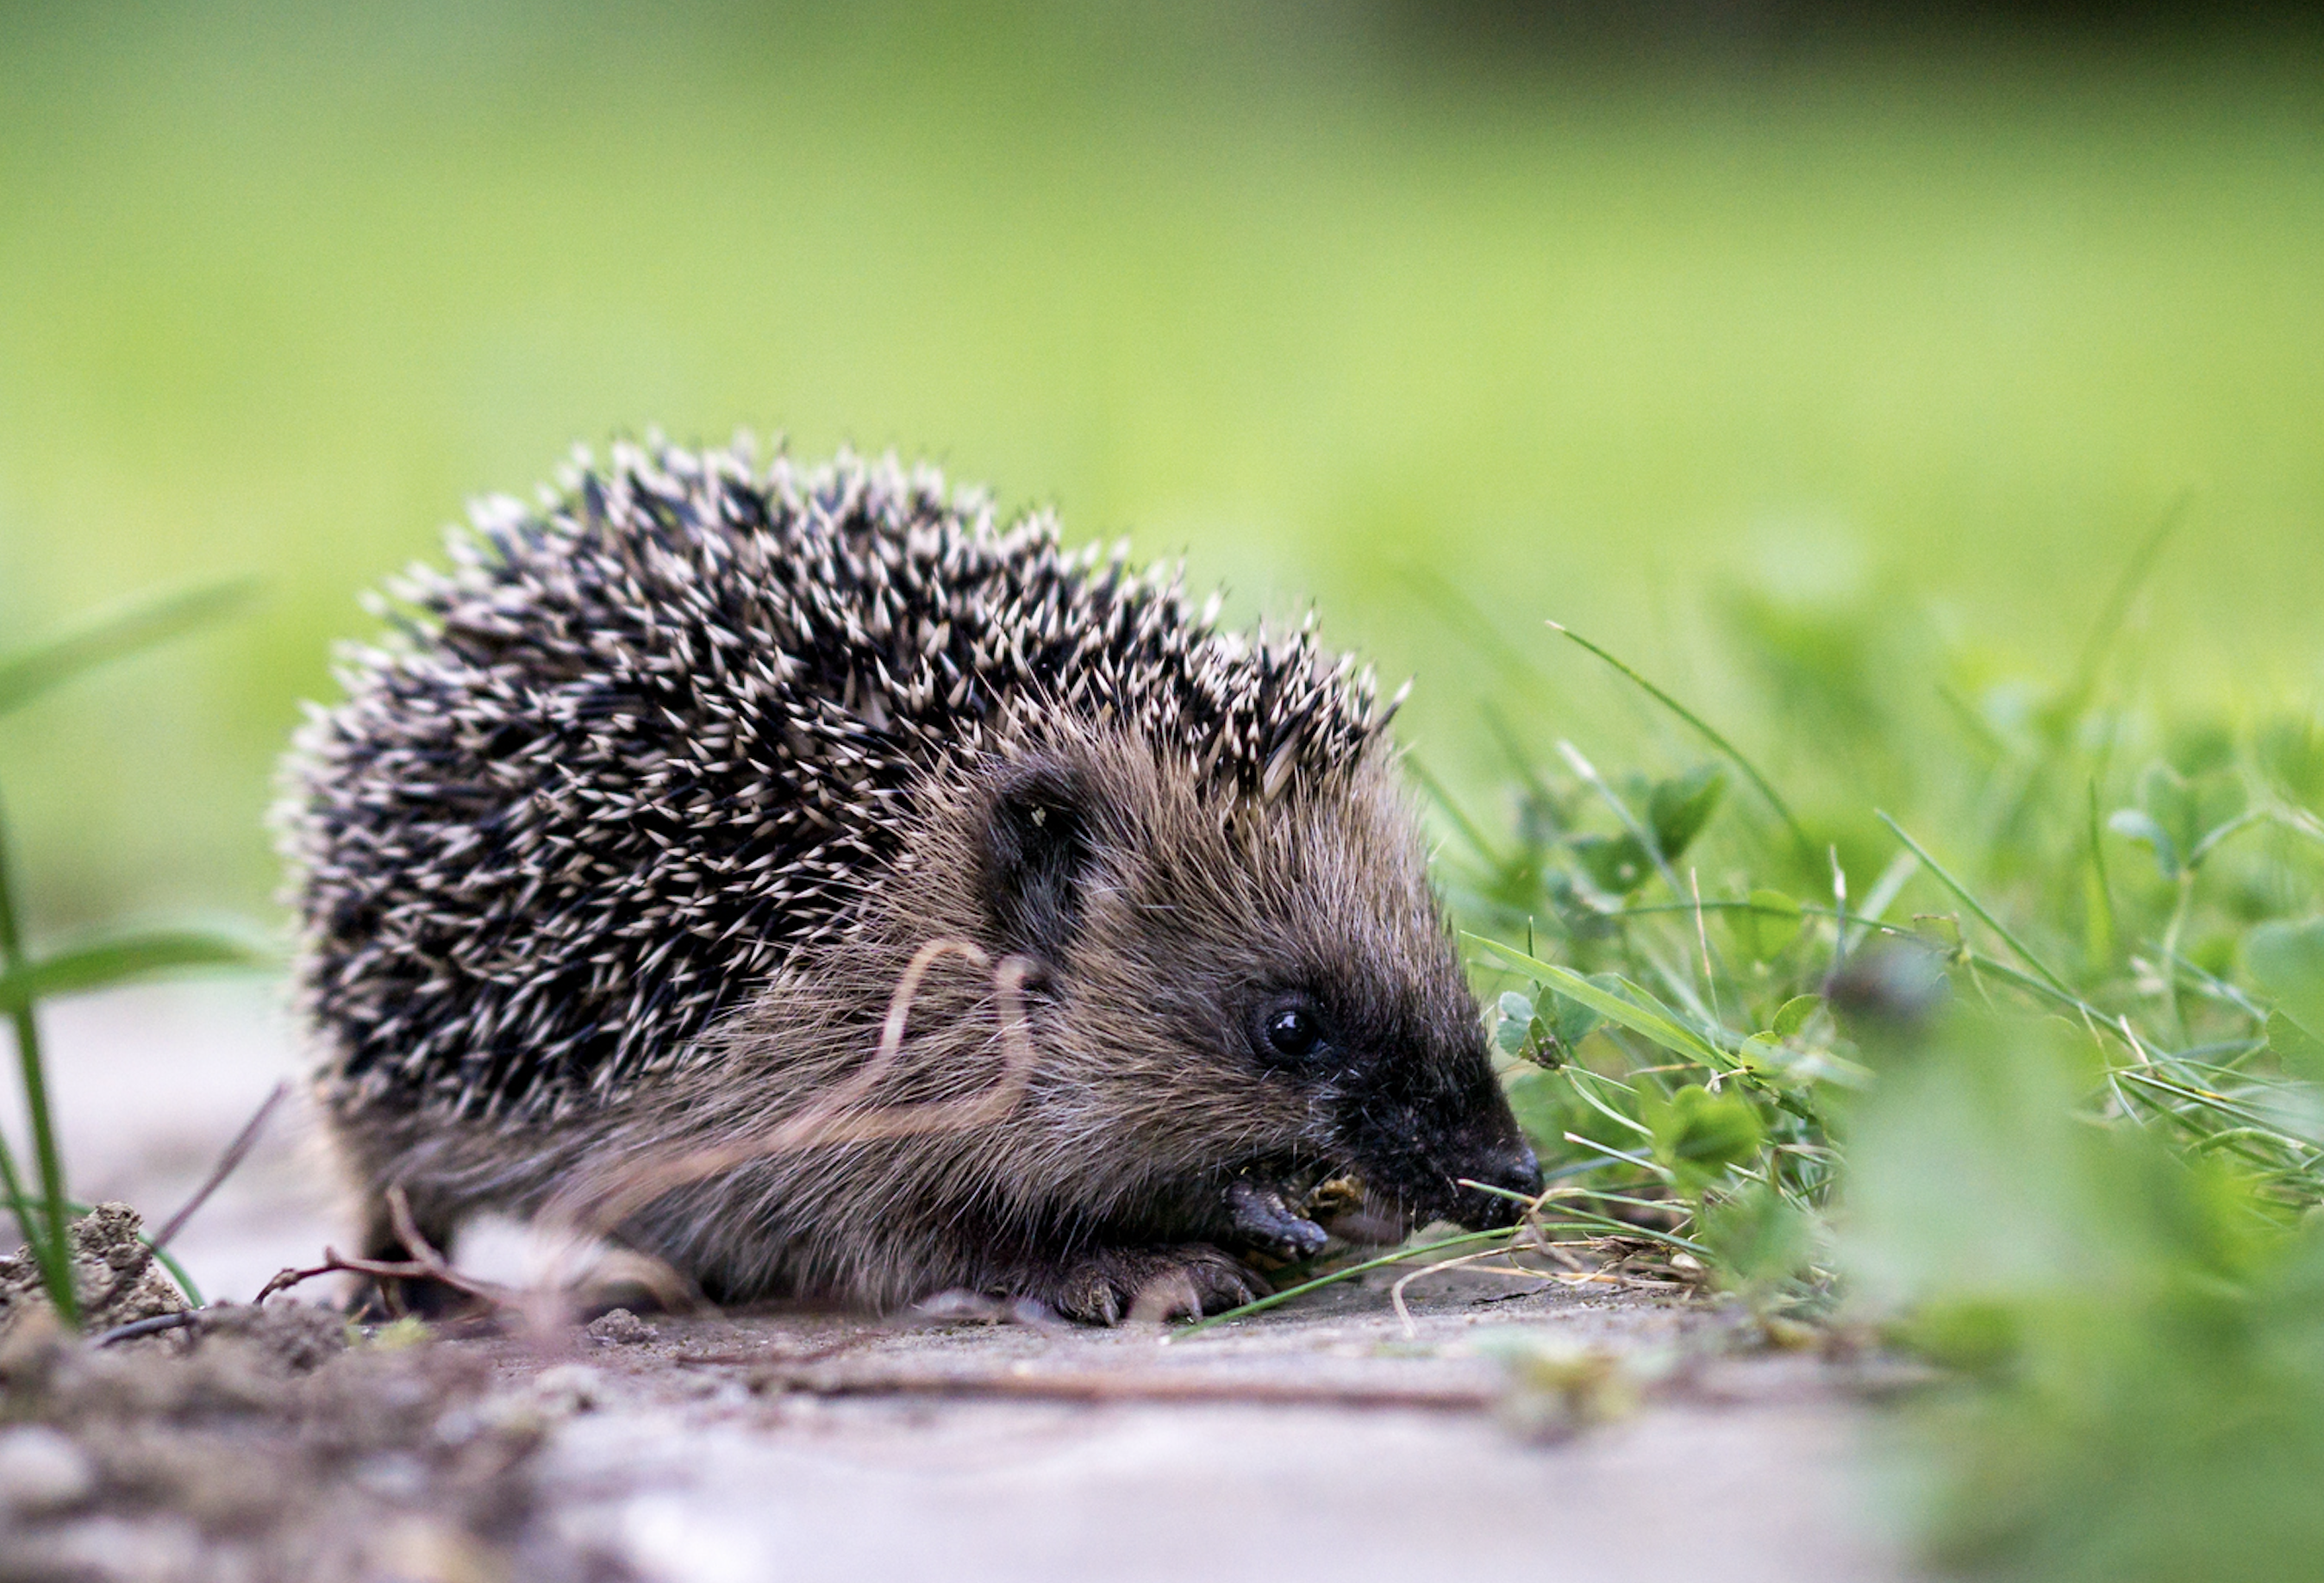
[586,1307,659,1346]
[0,1423,96,1513]
[353,1451,431,1502]
[533,1363,605,1415]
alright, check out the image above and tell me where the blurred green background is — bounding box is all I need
[3,0,2319,928]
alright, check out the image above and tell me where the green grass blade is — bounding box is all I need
[1405,757,1504,866]
[0,1138,41,1287]
[1171,1226,1519,1339]
[0,790,75,1323]
[1465,933,1728,1065]
[0,928,275,1014]
[1403,564,1568,715]
[2062,495,2187,713]
[2086,777,2118,966]
[1876,810,2077,1000]
[147,1242,203,1308]
[1556,739,1684,898]
[1544,621,1815,862]
[0,578,260,718]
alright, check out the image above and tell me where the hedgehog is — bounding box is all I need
[281,441,1540,1323]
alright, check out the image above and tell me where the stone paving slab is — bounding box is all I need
[10,985,1922,1582]
[510,1292,1914,1583]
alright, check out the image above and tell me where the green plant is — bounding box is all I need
[1441,533,2324,1576]
[1191,522,2324,1575]
[0,580,273,1327]
[1846,1004,2324,1582]
[1440,516,2315,1257]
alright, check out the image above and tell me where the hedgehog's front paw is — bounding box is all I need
[1041,1244,1266,1325]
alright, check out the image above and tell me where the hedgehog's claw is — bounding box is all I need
[1226,1178,1331,1261]
[1041,1245,1265,1326]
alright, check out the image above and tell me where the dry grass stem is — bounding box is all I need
[1390,1247,1552,1339]
[152,1081,287,1252]
[558,941,1039,1239]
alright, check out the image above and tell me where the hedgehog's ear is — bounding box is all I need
[980,758,1098,967]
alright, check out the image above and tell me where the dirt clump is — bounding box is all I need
[0,1204,186,1337]
[0,1297,615,1582]
[583,1309,657,1348]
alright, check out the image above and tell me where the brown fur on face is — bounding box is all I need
[331,717,1539,1321]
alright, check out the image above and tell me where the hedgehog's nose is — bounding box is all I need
[1449,1138,1542,1229]
[1478,1139,1543,1200]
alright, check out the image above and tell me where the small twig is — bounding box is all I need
[89,1311,203,1347]
[753,1361,1498,1412]
[255,1187,690,1325]
[253,1250,422,1305]
[384,1185,464,1286]
[388,1184,549,1315]
[152,1081,287,1252]
[253,1242,518,1310]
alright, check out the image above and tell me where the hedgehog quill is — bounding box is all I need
[281,442,1540,1323]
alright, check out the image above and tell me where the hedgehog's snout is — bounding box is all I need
[1346,1029,1542,1234]
[1442,1136,1542,1230]
[1437,1044,1543,1229]
[1320,1081,1540,1237]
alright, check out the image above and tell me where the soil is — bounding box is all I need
[0,1205,188,1338]
[0,1300,593,1582]
[0,985,1927,1583]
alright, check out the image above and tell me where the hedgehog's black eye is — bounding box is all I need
[1254,997,1329,1065]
